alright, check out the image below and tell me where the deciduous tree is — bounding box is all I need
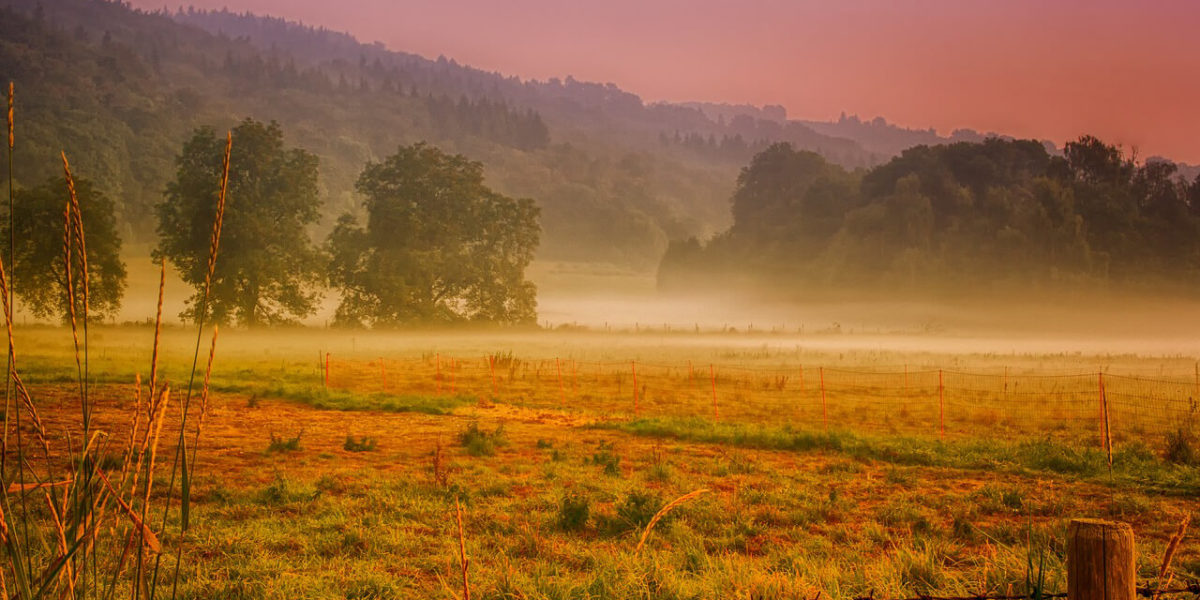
[157,119,323,326]
[4,177,126,321]
[328,143,539,327]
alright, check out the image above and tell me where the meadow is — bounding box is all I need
[8,324,1200,599]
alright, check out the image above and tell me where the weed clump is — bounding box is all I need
[557,494,590,532]
[344,435,378,452]
[1164,427,1197,465]
[267,431,303,453]
[258,477,317,505]
[614,490,663,532]
[459,422,507,456]
[590,441,621,475]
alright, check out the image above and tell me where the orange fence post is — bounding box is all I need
[1097,372,1105,447]
[436,353,442,395]
[1100,373,1113,465]
[710,364,719,421]
[938,369,945,440]
[556,357,565,407]
[631,361,640,416]
[819,367,827,430]
[489,355,498,398]
[324,352,330,388]
[380,358,387,392]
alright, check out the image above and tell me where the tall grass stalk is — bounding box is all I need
[152,130,231,600]
[0,94,230,598]
[4,81,13,478]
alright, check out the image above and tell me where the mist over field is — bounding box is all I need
[3,0,1200,598]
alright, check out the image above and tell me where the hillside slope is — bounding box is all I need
[0,0,880,269]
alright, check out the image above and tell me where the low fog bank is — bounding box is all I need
[86,258,1200,359]
[538,290,1200,357]
[533,263,1200,357]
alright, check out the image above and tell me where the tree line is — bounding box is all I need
[6,119,540,327]
[658,137,1200,295]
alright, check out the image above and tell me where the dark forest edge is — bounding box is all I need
[658,137,1200,300]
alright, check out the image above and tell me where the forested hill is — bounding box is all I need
[0,0,876,269]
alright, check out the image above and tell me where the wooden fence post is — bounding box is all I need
[1068,519,1135,600]
[1098,372,1105,448]
[324,352,330,388]
[380,358,387,392]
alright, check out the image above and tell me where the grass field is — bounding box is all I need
[5,325,1199,599]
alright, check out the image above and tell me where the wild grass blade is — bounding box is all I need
[155,130,230,600]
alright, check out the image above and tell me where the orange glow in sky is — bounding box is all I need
[134,0,1200,162]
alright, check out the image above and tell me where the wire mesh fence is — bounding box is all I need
[319,353,1200,444]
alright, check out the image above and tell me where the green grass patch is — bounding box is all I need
[596,417,1200,494]
[215,382,473,415]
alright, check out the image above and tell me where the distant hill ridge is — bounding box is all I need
[1,0,1193,270]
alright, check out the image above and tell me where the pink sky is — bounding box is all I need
[134,0,1200,163]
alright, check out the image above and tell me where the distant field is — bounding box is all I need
[8,325,1200,598]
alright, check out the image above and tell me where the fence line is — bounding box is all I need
[318,353,1199,443]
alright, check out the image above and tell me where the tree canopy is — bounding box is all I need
[156,119,324,326]
[2,177,126,321]
[328,143,539,327]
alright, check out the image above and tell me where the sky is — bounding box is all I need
[131,0,1200,163]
